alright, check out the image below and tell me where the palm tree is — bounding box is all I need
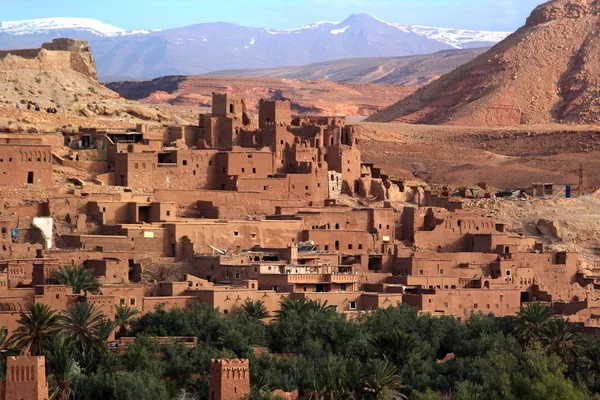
[275,297,333,318]
[0,328,19,376]
[239,299,270,320]
[51,264,100,295]
[513,302,553,345]
[542,318,581,363]
[578,347,600,383]
[362,359,405,399]
[10,303,59,356]
[372,330,418,365]
[115,304,140,337]
[59,302,111,369]
[46,336,75,400]
[274,297,313,318]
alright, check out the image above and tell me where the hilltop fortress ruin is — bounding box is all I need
[0,92,599,346]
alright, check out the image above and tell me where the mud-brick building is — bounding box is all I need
[0,356,49,400]
[106,93,362,202]
[209,359,250,400]
[0,139,52,187]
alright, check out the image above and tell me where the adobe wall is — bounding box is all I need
[171,220,303,259]
[0,144,53,187]
[5,356,49,400]
[209,359,250,400]
[404,288,521,317]
[0,39,97,81]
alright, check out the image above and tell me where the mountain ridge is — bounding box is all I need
[0,15,510,80]
[366,0,600,127]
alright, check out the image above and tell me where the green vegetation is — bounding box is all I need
[50,264,101,295]
[5,301,600,399]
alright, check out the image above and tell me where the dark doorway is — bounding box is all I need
[27,171,34,184]
[138,206,151,223]
[368,256,382,271]
[520,292,530,302]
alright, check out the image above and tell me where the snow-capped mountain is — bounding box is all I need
[0,14,511,80]
[0,17,153,37]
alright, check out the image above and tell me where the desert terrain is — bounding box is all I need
[359,122,600,188]
[106,75,415,117]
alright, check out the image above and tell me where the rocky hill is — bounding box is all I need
[367,0,600,127]
[205,48,487,86]
[0,38,171,122]
[106,75,414,117]
[0,15,509,81]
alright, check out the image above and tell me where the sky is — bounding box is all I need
[0,0,547,31]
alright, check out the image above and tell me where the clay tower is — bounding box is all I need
[209,359,250,400]
[5,356,49,400]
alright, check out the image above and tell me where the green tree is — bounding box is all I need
[542,318,581,363]
[578,346,600,383]
[274,298,314,318]
[51,264,100,295]
[59,302,113,370]
[114,305,140,338]
[10,303,59,355]
[513,302,552,345]
[46,336,76,400]
[240,299,270,320]
[362,358,405,399]
[0,328,19,378]
[71,370,168,400]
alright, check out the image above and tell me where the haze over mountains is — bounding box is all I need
[0,15,510,81]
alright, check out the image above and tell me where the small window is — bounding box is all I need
[234,231,239,237]
[349,301,357,310]
[120,298,125,305]
[1,228,6,234]
[209,160,212,166]
[224,309,228,315]
[340,283,346,291]
[166,211,171,216]
[440,269,444,275]
[247,154,252,158]
[428,299,433,303]
[358,244,363,250]
[183,160,187,166]
[305,186,309,190]
[348,244,353,250]
[263,186,267,191]
[130,298,136,306]
[235,272,240,279]
[252,168,256,173]
[241,168,245,173]
[135,163,139,169]
[280,140,284,145]
[474,304,478,309]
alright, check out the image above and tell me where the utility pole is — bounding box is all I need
[579,163,585,197]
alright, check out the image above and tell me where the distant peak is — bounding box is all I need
[0,17,154,37]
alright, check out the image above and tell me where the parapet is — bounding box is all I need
[41,38,91,52]
[210,358,250,369]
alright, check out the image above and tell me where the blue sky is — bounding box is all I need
[2,0,546,31]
